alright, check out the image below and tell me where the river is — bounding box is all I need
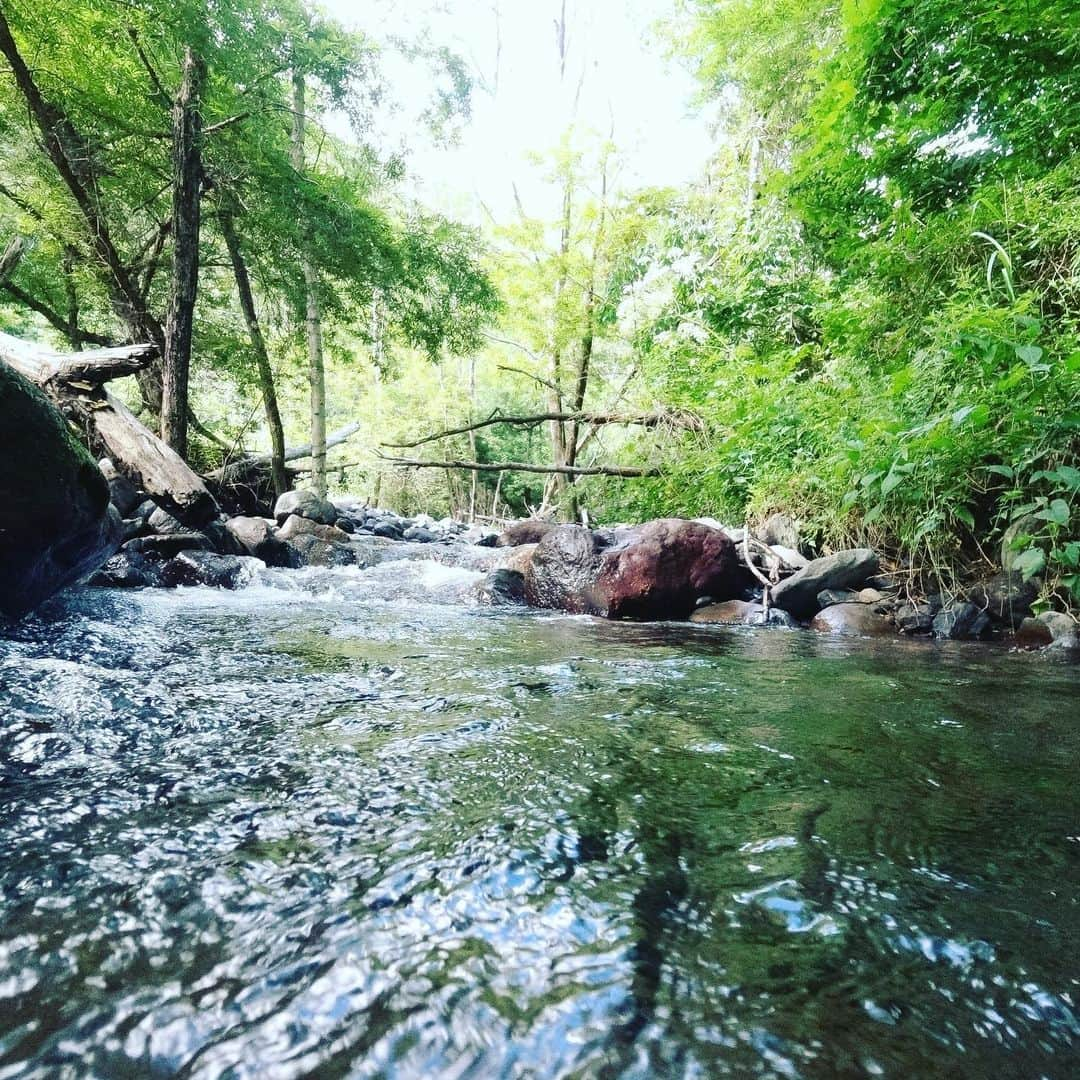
[1,559,1078,1078]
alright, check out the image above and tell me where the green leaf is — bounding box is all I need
[1015,343,1045,367]
[955,506,975,529]
[1036,499,1070,526]
[1012,547,1046,580]
[863,503,885,525]
[1053,465,1080,491]
[983,464,1014,479]
[881,469,904,496]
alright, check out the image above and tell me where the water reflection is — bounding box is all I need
[0,563,1078,1077]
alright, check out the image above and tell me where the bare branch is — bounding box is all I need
[383,409,704,450]
[375,451,659,479]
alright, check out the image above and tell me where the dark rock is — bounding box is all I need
[477,568,527,606]
[277,514,351,544]
[372,521,404,540]
[130,499,158,524]
[896,601,937,634]
[104,469,142,518]
[147,505,187,535]
[524,519,739,620]
[282,533,356,568]
[811,603,895,636]
[1015,617,1054,649]
[966,572,1039,627]
[771,549,880,619]
[88,548,163,588]
[273,489,338,526]
[160,551,250,589]
[496,520,556,548]
[403,525,441,543]
[0,362,121,618]
[124,532,212,559]
[932,602,992,641]
[201,519,247,556]
[335,517,355,534]
[225,516,289,566]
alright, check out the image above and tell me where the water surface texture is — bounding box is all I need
[1,562,1078,1078]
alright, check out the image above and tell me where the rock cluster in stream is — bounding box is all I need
[86,483,1077,652]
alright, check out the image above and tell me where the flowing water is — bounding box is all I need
[1,560,1078,1079]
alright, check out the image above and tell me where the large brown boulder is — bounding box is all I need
[524,519,739,620]
[0,362,120,618]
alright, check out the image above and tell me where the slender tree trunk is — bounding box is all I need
[544,178,573,512]
[291,71,328,498]
[218,202,289,498]
[161,46,205,457]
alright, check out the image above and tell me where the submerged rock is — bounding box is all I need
[811,603,895,637]
[691,599,797,628]
[896,601,937,635]
[0,362,120,617]
[477,568,527,606]
[771,549,880,620]
[524,519,738,620]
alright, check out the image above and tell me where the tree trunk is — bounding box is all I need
[218,202,289,498]
[161,46,205,458]
[291,71,328,498]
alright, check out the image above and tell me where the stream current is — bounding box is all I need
[1,558,1078,1078]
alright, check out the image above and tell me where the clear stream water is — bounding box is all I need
[1,560,1078,1079]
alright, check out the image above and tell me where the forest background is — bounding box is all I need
[0,0,1076,608]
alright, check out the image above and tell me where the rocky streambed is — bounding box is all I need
[84,478,1078,652]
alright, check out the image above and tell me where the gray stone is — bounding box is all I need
[1037,611,1080,650]
[225,515,287,565]
[690,599,761,624]
[277,514,350,544]
[771,548,880,619]
[372,521,404,540]
[273,489,338,526]
[769,545,808,571]
[760,512,801,551]
[932,602,992,641]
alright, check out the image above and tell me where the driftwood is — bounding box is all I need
[383,409,704,451]
[375,451,659,478]
[0,331,216,522]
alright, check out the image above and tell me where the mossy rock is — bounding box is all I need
[0,362,119,618]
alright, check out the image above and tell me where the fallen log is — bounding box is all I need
[0,331,217,523]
